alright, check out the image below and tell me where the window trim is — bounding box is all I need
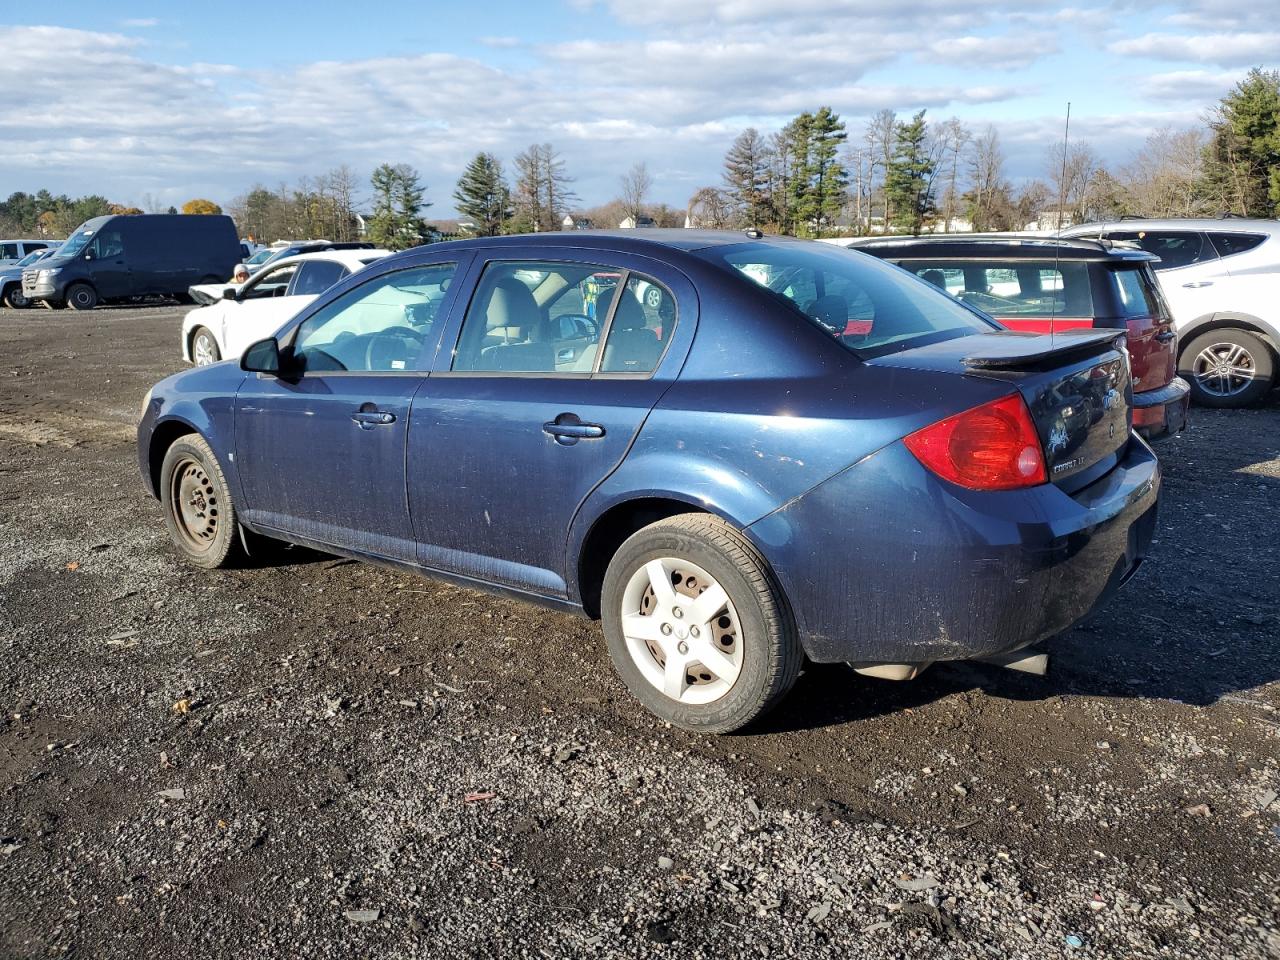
[438,257,679,380]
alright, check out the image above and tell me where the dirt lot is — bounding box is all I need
[0,303,1278,959]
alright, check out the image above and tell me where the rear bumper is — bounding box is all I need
[748,437,1161,664]
[1133,377,1190,441]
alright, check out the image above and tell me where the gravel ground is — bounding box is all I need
[1,303,1278,959]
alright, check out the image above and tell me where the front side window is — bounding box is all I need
[242,263,299,300]
[698,242,992,358]
[900,260,1094,318]
[89,230,125,260]
[1110,231,1214,270]
[292,262,456,373]
[289,260,348,297]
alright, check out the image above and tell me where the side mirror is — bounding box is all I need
[241,337,282,375]
[222,286,240,301]
[84,251,95,261]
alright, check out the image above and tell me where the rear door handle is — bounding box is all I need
[1181,280,1213,288]
[543,413,605,445]
[1155,330,1176,343]
[351,410,396,429]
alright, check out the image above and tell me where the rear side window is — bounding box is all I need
[289,260,348,296]
[451,261,674,375]
[1109,231,1215,270]
[900,260,1094,318]
[1112,267,1165,319]
[1209,232,1267,259]
[0,243,19,260]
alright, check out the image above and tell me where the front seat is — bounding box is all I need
[601,295,663,372]
[478,278,554,371]
[920,269,947,290]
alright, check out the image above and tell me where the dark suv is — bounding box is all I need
[839,236,1190,441]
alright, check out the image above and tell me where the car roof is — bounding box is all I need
[260,249,391,270]
[410,229,805,257]
[1065,218,1280,235]
[841,234,1158,263]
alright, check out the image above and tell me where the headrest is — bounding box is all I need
[612,294,647,331]
[920,269,947,289]
[486,278,538,331]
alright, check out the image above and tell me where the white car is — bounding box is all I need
[182,250,389,366]
[1062,219,1280,407]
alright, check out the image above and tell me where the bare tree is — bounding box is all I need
[1046,141,1098,226]
[687,186,733,228]
[1124,127,1208,217]
[967,126,1008,231]
[864,109,897,231]
[513,143,576,232]
[619,162,653,223]
[931,118,971,231]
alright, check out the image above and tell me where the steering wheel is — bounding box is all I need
[556,313,601,341]
[364,326,425,371]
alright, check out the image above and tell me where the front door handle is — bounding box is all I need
[1181,280,1213,288]
[543,413,605,445]
[352,409,396,429]
[1155,330,1176,343]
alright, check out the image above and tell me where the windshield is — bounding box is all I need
[58,227,96,259]
[697,242,995,358]
[246,248,274,265]
[17,249,48,267]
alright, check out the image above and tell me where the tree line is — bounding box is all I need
[5,67,1276,245]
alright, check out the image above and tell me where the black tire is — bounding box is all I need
[2,284,29,309]
[601,513,802,733]
[1179,328,1274,408]
[190,327,222,366]
[159,434,245,569]
[65,283,98,311]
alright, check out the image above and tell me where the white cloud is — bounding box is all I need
[1108,31,1280,66]
[924,33,1060,70]
[1137,69,1245,102]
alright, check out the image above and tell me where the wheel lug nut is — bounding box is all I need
[677,641,689,655]
[660,623,673,636]
[672,607,684,619]
[690,626,700,637]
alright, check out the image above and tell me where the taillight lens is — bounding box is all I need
[904,394,1047,491]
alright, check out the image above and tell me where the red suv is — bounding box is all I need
[841,236,1191,441]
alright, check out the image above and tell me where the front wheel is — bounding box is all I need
[601,514,802,733]
[191,327,221,366]
[1179,328,1274,407]
[65,283,98,311]
[159,434,245,569]
[2,285,30,309]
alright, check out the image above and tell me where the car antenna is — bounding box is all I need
[1050,101,1071,348]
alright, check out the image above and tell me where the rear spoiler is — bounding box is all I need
[962,329,1124,370]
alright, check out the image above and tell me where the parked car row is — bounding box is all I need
[140,229,1159,733]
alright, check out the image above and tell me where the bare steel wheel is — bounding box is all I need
[1180,329,1273,408]
[191,327,221,366]
[159,434,244,569]
[602,514,802,733]
[621,557,744,705]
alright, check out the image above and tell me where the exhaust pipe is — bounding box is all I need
[974,648,1049,676]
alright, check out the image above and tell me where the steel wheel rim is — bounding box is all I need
[620,557,742,705]
[644,286,662,308]
[1192,342,1255,397]
[193,334,217,366]
[9,291,27,307]
[72,288,93,308]
[170,457,219,551]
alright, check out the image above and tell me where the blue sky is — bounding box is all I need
[2,1,1275,217]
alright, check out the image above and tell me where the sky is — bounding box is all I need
[1,0,1277,218]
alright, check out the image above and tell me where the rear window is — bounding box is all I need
[898,260,1094,319]
[1109,231,1215,270]
[1209,232,1267,259]
[1112,266,1166,319]
[695,242,993,358]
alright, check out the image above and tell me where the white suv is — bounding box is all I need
[1062,219,1280,407]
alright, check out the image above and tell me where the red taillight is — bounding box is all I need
[904,394,1047,491]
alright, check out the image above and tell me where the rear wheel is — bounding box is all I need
[601,514,802,733]
[65,283,98,311]
[1180,328,1274,407]
[159,434,245,569]
[2,285,29,309]
[191,327,221,366]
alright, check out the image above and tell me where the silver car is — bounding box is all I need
[0,246,60,308]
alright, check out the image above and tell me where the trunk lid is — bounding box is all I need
[870,329,1131,491]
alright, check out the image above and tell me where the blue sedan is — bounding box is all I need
[138,231,1160,733]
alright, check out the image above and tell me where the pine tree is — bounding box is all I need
[453,153,510,236]
[884,111,934,235]
[1200,68,1280,216]
[785,108,848,237]
[722,128,773,228]
[369,163,429,250]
